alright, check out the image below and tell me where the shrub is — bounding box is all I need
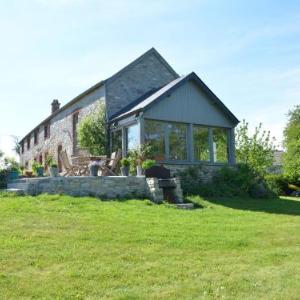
[120,158,130,167]
[179,164,273,199]
[0,169,8,189]
[264,174,290,196]
[142,159,156,170]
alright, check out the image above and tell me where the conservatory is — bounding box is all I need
[109,72,238,167]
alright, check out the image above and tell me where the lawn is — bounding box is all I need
[0,193,300,299]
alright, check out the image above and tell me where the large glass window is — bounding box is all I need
[168,122,188,161]
[126,124,139,152]
[193,126,210,161]
[144,120,165,161]
[111,130,122,152]
[212,127,228,163]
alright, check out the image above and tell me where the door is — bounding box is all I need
[57,145,63,172]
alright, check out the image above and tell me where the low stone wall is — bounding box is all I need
[8,176,182,203]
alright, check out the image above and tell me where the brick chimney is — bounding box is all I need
[51,99,60,114]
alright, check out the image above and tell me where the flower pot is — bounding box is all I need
[36,167,44,177]
[89,165,99,176]
[136,165,143,176]
[8,170,19,181]
[121,166,129,176]
[49,167,59,177]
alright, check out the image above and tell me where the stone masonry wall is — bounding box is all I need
[20,85,105,168]
[8,176,183,203]
[105,50,178,119]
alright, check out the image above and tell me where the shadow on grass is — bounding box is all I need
[204,196,300,216]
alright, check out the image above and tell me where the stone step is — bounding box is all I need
[5,188,25,195]
[174,203,194,210]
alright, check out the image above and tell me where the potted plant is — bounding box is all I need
[32,161,44,177]
[120,158,130,176]
[46,156,59,177]
[89,161,100,176]
[142,159,156,171]
[5,158,20,181]
[128,144,152,176]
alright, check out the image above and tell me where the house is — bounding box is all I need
[19,48,239,174]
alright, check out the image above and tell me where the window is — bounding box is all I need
[44,123,50,139]
[27,136,31,150]
[111,130,122,153]
[144,120,165,161]
[21,142,24,154]
[168,122,188,161]
[39,154,43,165]
[34,129,39,145]
[212,127,228,163]
[126,124,139,152]
[193,126,210,161]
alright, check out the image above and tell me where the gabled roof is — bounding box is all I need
[20,47,177,143]
[110,72,239,125]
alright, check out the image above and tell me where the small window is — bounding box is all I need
[21,142,24,154]
[39,154,43,165]
[44,123,50,139]
[34,129,39,145]
[27,136,31,150]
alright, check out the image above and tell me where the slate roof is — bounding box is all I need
[20,47,178,143]
[110,72,239,125]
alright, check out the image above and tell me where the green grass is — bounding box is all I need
[0,193,300,299]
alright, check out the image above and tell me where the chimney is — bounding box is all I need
[51,99,60,114]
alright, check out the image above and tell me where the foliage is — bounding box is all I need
[283,105,300,181]
[120,158,130,167]
[128,143,153,166]
[264,174,290,196]
[0,169,8,188]
[12,136,21,156]
[236,120,276,175]
[31,161,43,173]
[77,102,108,156]
[179,164,273,199]
[142,159,156,170]
[3,157,20,172]
[45,156,58,168]
[0,194,300,299]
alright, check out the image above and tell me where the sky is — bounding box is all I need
[0,0,300,158]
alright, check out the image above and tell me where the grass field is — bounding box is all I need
[0,193,300,299]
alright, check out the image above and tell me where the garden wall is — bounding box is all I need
[7,176,184,203]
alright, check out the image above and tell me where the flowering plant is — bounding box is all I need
[89,160,102,168]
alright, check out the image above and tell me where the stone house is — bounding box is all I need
[19,48,239,174]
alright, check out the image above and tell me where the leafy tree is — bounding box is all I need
[283,105,300,181]
[235,120,276,175]
[77,102,108,155]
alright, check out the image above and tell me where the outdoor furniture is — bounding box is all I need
[72,155,107,176]
[100,149,122,176]
[59,150,83,177]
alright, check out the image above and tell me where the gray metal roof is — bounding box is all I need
[111,72,239,125]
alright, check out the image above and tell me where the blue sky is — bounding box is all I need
[1,0,300,157]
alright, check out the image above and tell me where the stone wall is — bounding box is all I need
[164,163,225,183]
[8,176,183,203]
[20,85,105,168]
[105,50,178,119]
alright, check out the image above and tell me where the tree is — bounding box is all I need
[77,102,108,155]
[235,120,276,175]
[283,105,300,181]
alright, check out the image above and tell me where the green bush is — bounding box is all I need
[0,169,8,189]
[120,158,130,167]
[179,164,273,199]
[142,159,156,170]
[264,174,290,196]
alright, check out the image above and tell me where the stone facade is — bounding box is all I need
[8,176,183,203]
[105,49,178,119]
[20,86,105,168]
